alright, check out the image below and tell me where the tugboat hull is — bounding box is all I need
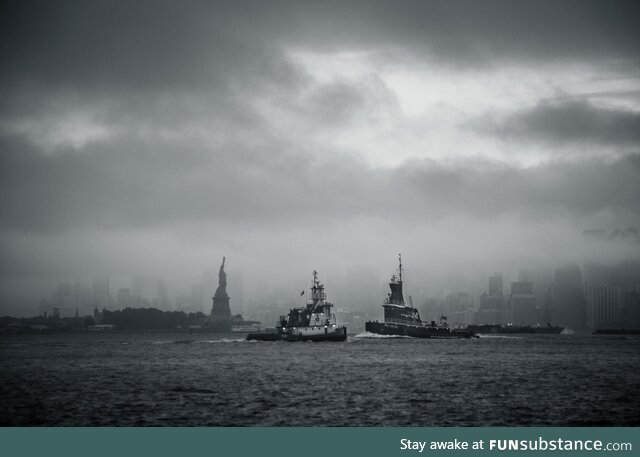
[365,321,475,339]
[285,327,347,342]
[247,326,347,342]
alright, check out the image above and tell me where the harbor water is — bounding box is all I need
[1,332,639,426]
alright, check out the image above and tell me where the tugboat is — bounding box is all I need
[247,271,347,342]
[365,255,476,339]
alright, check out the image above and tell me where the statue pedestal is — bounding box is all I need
[210,292,231,331]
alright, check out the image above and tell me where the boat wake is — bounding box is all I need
[197,338,249,344]
[353,331,412,339]
[152,338,250,345]
[476,334,522,339]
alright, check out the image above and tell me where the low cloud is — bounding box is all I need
[2,127,639,234]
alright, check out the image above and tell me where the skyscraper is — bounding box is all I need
[190,284,204,313]
[509,281,537,325]
[518,269,552,323]
[489,273,503,296]
[586,285,622,328]
[550,264,586,329]
[117,288,132,309]
[476,273,505,324]
[92,279,111,310]
[156,278,169,310]
[132,276,146,307]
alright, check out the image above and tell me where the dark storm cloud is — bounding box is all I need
[0,0,308,128]
[218,0,640,66]
[2,0,639,150]
[2,0,640,93]
[0,0,255,90]
[392,154,640,223]
[473,100,640,146]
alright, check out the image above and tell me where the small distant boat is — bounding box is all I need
[364,255,476,339]
[247,271,347,342]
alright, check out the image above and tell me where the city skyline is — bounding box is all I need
[28,248,640,332]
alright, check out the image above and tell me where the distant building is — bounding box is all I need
[44,282,87,318]
[421,297,445,323]
[586,285,622,328]
[92,279,112,310]
[132,276,146,307]
[443,292,474,326]
[583,261,640,329]
[54,282,74,308]
[509,281,538,325]
[73,281,92,315]
[475,273,505,324]
[93,307,104,324]
[518,269,552,324]
[550,264,586,330]
[489,273,503,296]
[117,288,132,309]
[190,284,204,313]
[156,278,170,310]
[174,293,193,313]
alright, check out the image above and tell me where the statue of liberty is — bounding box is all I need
[210,256,231,327]
[216,256,227,296]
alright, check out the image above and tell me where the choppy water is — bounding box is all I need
[1,332,639,426]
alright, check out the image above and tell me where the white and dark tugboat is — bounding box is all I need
[365,255,477,339]
[247,271,347,342]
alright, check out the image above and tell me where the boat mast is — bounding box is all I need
[310,269,326,313]
[399,253,410,309]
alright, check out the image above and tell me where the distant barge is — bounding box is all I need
[467,324,564,334]
[593,328,640,335]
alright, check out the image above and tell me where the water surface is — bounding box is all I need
[1,332,638,425]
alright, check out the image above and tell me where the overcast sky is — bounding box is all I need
[1,0,640,315]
